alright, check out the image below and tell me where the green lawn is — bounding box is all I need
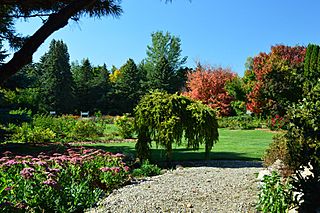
[0,129,275,162]
[81,129,275,162]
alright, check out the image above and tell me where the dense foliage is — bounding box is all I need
[0,148,130,212]
[246,45,306,116]
[285,83,320,212]
[184,64,236,116]
[257,171,294,213]
[134,90,219,161]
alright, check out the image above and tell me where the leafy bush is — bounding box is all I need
[285,83,320,212]
[262,133,292,177]
[8,123,56,143]
[0,148,130,212]
[114,114,135,139]
[5,115,111,143]
[134,90,219,161]
[257,171,294,213]
[69,119,104,140]
[218,115,264,130]
[132,160,161,177]
[266,114,289,131]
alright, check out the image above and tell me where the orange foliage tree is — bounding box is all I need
[246,45,306,116]
[183,64,236,116]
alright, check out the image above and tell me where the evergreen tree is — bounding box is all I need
[148,56,175,93]
[304,44,320,94]
[72,58,94,112]
[38,39,73,114]
[145,31,188,93]
[115,58,142,113]
[90,64,112,113]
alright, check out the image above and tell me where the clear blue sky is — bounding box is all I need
[10,0,320,76]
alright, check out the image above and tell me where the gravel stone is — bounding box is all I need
[87,160,262,213]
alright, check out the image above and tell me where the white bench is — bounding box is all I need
[80,111,89,117]
[49,111,56,116]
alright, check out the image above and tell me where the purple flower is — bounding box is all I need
[43,179,58,187]
[20,167,35,179]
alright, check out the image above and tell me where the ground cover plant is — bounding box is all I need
[0,148,130,212]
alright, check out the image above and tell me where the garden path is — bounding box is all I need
[87,160,262,213]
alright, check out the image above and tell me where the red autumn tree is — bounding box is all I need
[184,64,236,116]
[246,45,306,116]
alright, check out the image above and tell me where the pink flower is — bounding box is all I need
[2,151,12,156]
[3,159,18,167]
[113,153,125,158]
[4,186,13,191]
[43,179,58,187]
[111,167,121,173]
[20,167,35,179]
[124,166,130,172]
[100,167,111,172]
[48,168,60,173]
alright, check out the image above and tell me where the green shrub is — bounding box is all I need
[69,119,104,140]
[218,115,264,130]
[285,83,320,212]
[8,123,56,143]
[114,114,135,139]
[257,171,294,213]
[263,133,292,177]
[266,114,289,131]
[132,160,161,177]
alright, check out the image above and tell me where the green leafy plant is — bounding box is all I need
[114,114,135,139]
[257,171,294,213]
[8,123,56,143]
[218,115,264,130]
[134,90,219,161]
[263,133,292,177]
[0,148,130,212]
[285,82,320,212]
[132,160,161,177]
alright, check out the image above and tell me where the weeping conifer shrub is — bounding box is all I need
[134,90,219,161]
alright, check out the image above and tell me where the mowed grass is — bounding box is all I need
[81,129,275,162]
[0,128,275,162]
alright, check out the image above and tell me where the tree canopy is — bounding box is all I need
[0,0,122,84]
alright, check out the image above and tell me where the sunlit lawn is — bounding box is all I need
[81,128,275,162]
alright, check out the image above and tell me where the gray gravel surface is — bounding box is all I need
[87,161,261,213]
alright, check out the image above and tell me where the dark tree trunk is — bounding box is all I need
[0,0,96,85]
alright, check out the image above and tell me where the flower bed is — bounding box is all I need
[0,148,130,212]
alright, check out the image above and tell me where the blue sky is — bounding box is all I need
[10,0,320,76]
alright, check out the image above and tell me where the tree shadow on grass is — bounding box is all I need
[0,143,67,157]
[83,145,263,169]
[0,143,263,169]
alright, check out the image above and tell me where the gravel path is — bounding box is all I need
[87,161,262,213]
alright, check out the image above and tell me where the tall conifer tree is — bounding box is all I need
[38,39,73,113]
